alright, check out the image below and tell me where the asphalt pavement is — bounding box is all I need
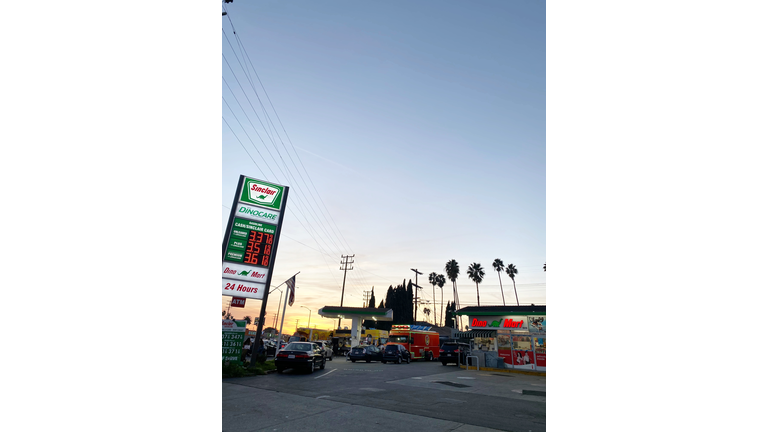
[223,361,545,432]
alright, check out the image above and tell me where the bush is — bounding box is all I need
[222,362,246,378]
[223,360,276,378]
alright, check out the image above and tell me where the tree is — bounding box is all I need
[383,286,395,331]
[467,262,485,306]
[375,299,385,330]
[244,316,252,327]
[406,280,415,324]
[444,259,461,328]
[543,263,546,272]
[428,272,438,324]
[444,301,455,327]
[505,263,520,306]
[492,258,506,306]
[363,287,376,329]
[436,274,446,326]
[423,307,431,324]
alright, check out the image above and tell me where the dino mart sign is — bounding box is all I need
[467,316,547,333]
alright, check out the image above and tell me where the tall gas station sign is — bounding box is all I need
[222,176,289,301]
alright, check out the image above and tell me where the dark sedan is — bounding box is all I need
[275,342,326,374]
[348,345,383,363]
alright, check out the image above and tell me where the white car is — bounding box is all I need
[312,341,333,360]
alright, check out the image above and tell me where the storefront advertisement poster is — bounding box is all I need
[512,350,534,366]
[528,315,546,332]
[499,348,513,365]
[534,336,546,367]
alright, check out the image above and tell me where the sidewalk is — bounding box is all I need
[458,363,546,377]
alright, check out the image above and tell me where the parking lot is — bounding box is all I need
[223,358,546,432]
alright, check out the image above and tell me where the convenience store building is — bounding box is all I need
[453,305,546,372]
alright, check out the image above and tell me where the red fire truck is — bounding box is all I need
[387,325,440,361]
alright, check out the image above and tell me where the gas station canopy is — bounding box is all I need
[318,307,393,348]
[318,306,393,321]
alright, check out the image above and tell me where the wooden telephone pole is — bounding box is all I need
[338,254,354,328]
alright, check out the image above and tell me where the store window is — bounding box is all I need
[497,331,512,365]
[474,336,494,351]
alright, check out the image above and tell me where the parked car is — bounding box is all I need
[439,342,470,366]
[313,341,334,360]
[381,343,411,364]
[348,345,383,363]
[264,339,287,356]
[275,342,326,374]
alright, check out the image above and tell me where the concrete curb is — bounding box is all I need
[459,364,546,377]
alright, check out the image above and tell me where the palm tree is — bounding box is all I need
[505,263,519,306]
[244,315,252,327]
[436,274,446,326]
[444,260,461,328]
[467,262,485,306]
[492,258,506,306]
[428,272,438,324]
[423,307,431,324]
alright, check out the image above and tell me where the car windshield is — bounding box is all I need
[285,343,312,351]
[389,336,408,343]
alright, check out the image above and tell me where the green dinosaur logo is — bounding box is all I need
[489,320,502,327]
[238,270,250,276]
[258,195,267,199]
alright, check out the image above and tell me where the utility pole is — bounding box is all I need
[338,254,354,329]
[362,289,371,307]
[410,268,422,321]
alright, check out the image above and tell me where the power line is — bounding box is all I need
[221,8,356,256]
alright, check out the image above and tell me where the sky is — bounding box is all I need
[221,0,546,333]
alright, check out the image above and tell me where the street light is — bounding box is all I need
[301,306,311,328]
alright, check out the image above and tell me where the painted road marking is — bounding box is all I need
[456,377,475,380]
[314,369,338,379]
[316,395,330,399]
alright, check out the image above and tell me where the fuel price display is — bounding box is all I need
[243,230,273,267]
[224,218,277,267]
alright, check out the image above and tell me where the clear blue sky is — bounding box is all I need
[221,0,546,330]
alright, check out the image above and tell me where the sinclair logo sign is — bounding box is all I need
[240,178,284,210]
